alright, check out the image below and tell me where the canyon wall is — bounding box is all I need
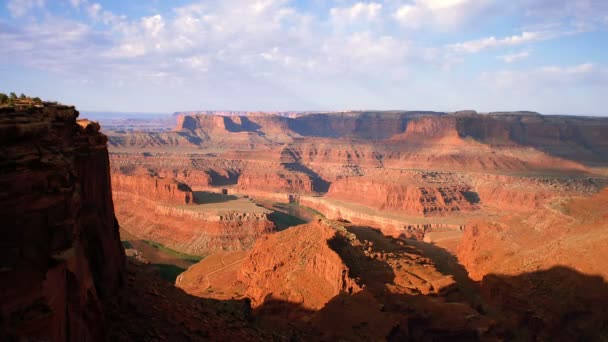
[326,173,477,215]
[168,111,608,165]
[112,172,194,205]
[237,164,314,194]
[114,191,275,254]
[0,105,124,341]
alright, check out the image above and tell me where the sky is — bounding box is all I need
[1,0,607,115]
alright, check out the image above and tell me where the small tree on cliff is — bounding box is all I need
[9,92,17,100]
[19,93,26,100]
[0,93,8,104]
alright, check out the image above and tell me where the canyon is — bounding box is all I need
[104,109,608,339]
[106,110,606,248]
[3,102,608,340]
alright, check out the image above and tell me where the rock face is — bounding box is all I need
[112,172,194,205]
[177,220,496,340]
[327,172,477,215]
[237,164,314,194]
[176,221,362,316]
[111,153,213,188]
[0,105,125,341]
[237,221,361,310]
[115,194,275,255]
[112,111,608,166]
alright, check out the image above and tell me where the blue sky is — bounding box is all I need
[1,0,607,115]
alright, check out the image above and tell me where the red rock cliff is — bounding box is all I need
[0,105,125,341]
[112,171,194,205]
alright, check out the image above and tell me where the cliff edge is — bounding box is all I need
[0,104,125,341]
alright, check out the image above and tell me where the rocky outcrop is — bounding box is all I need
[110,153,213,188]
[177,220,495,340]
[237,164,314,194]
[237,221,361,310]
[298,196,464,239]
[0,105,124,341]
[177,221,362,313]
[327,175,477,216]
[280,140,384,168]
[112,172,193,205]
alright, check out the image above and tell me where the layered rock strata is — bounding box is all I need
[0,105,125,341]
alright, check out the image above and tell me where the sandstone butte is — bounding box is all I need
[3,102,608,340]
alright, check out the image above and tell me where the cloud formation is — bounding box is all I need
[1,0,607,114]
[448,31,548,54]
[499,51,530,63]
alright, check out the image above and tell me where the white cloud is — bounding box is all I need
[0,18,108,72]
[394,0,492,29]
[499,51,530,63]
[481,63,608,88]
[321,31,410,73]
[3,0,608,113]
[7,0,45,17]
[87,3,101,19]
[448,31,548,53]
[330,2,382,22]
[141,15,165,38]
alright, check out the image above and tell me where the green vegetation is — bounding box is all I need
[121,240,133,249]
[152,263,186,282]
[143,240,203,263]
[192,191,238,204]
[0,92,43,107]
[268,210,307,230]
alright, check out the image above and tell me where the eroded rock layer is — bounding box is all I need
[0,105,125,341]
[106,110,607,240]
[177,220,496,340]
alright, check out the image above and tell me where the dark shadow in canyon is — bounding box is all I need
[152,263,186,282]
[404,237,482,305]
[116,221,608,340]
[479,266,608,340]
[176,131,204,145]
[192,191,238,204]
[282,162,331,193]
[110,240,608,340]
[328,230,396,288]
[267,210,307,231]
[325,225,608,340]
[223,116,263,133]
[205,169,240,186]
